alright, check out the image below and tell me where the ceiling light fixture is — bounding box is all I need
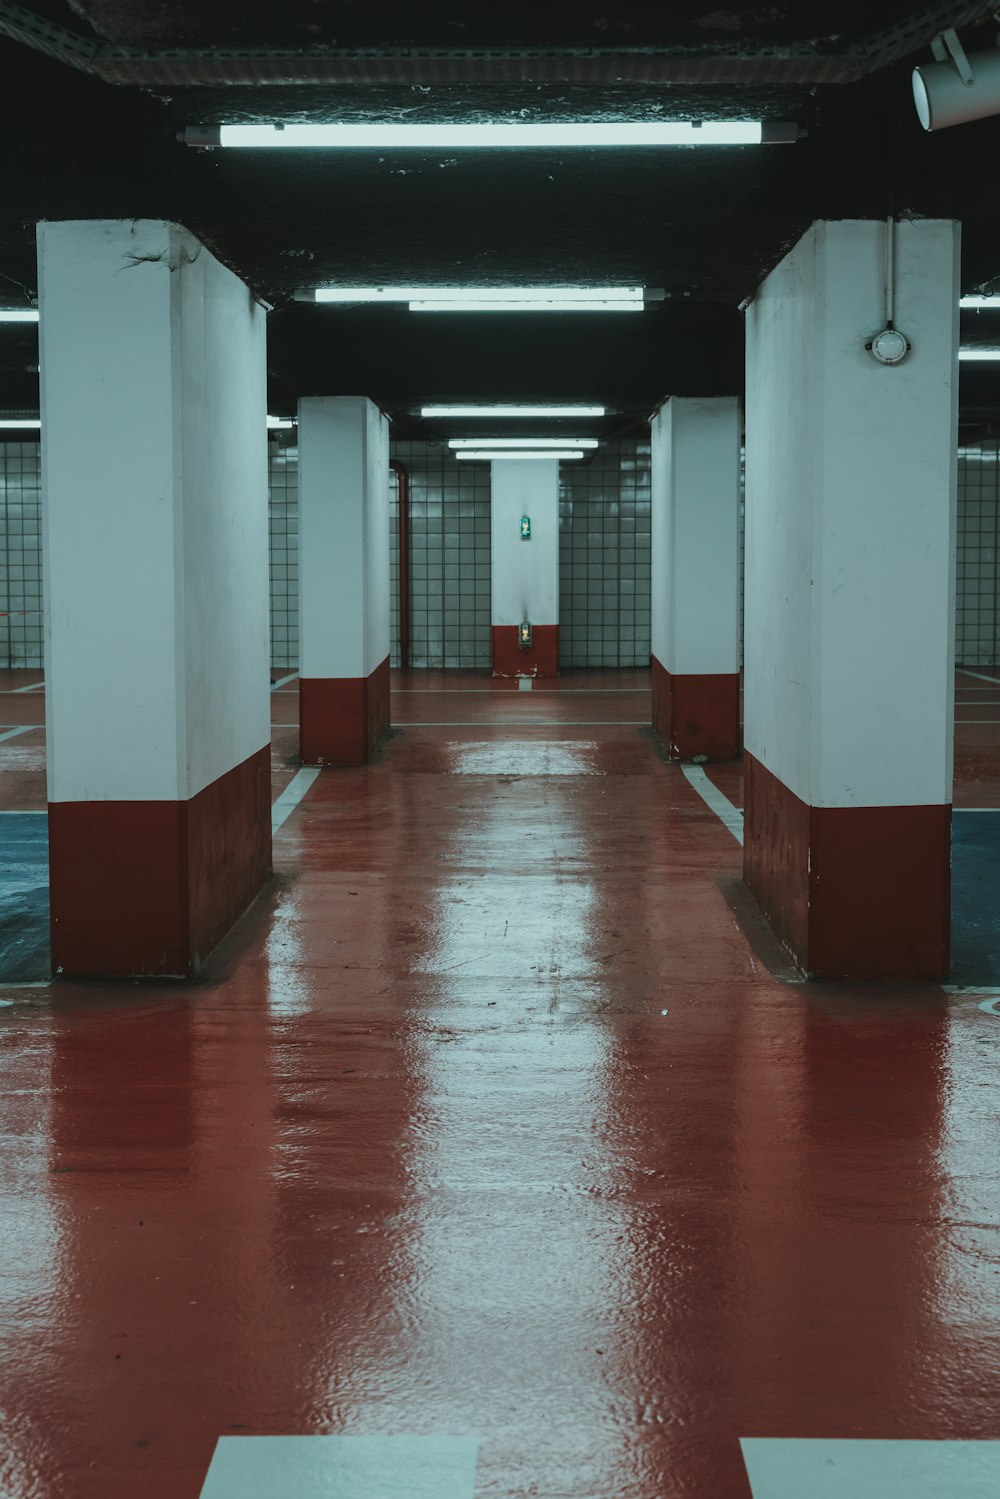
[186,122,797,151]
[267,415,296,429]
[409,299,643,313]
[448,438,599,449]
[421,404,606,418]
[913,26,1000,131]
[455,450,585,461]
[961,295,1000,308]
[0,310,39,323]
[315,286,643,303]
[959,348,1000,360]
[0,417,40,428]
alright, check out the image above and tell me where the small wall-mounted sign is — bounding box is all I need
[519,515,531,540]
[519,621,533,648]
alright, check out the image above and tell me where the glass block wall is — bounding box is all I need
[956,445,1000,666]
[0,442,43,669]
[268,442,299,671]
[558,438,652,667]
[2,438,993,673]
[389,442,492,669]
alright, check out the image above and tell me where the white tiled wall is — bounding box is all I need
[558,439,652,667]
[389,442,492,669]
[0,442,43,669]
[268,441,299,671]
[3,438,992,674]
[956,445,1000,666]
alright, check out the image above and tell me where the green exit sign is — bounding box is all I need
[520,515,531,539]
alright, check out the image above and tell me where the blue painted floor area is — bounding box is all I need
[951,810,1000,985]
[0,812,50,983]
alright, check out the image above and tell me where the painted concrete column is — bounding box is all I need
[38,219,271,979]
[298,397,391,765]
[650,397,742,759]
[743,218,959,980]
[491,459,559,676]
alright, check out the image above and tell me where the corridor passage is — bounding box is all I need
[1,672,999,1498]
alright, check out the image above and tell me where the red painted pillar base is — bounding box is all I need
[651,655,741,760]
[48,745,272,979]
[492,624,558,678]
[299,656,391,766]
[743,752,950,980]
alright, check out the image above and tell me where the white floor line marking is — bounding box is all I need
[0,809,46,815]
[271,723,299,728]
[200,1434,480,1499]
[271,767,321,833]
[8,681,44,694]
[0,725,40,744]
[956,720,1000,725]
[392,720,649,727]
[958,668,1000,685]
[954,807,1000,812]
[270,672,297,690]
[741,1437,1000,1498]
[681,764,745,845]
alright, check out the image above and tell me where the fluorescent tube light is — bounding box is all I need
[961,296,1000,308]
[959,348,1000,360]
[267,415,295,429]
[315,286,643,303]
[0,418,40,428]
[410,299,643,313]
[215,122,765,149]
[421,404,606,418]
[448,437,599,449]
[0,310,39,323]
[456,449,585,461]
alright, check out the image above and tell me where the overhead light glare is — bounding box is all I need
[410,299,643,313]
[422,404,606,418]
[0,418,40,428]
[315,285,643,304]
[212,122,768,150]
[267,415,296,429]
[961,296,1000,309]
[959,348,1000,360]
[456,449,585,461]
[448,437,599,449]
[0,310,39,323]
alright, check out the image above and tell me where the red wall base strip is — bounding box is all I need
[299,656,391,766]
[48,743,272,980]
[651,656,741,761]
[743,751,951,980]
[491,624,558,678]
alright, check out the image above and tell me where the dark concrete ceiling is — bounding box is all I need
[1,2,1000,436]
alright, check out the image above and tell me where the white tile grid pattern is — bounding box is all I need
[268,441,299,671]
[0,443,43,669]
[957,445,1000,666]
[390,441,492,668]
[559,438,652,668]
[1,439,988,672]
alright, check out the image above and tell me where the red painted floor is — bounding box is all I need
[1,668,999,1497]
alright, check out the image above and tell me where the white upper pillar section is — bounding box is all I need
[744,218,959,810]
[298,396,390,682]
[650,397,741,679]
[39,219,270,805]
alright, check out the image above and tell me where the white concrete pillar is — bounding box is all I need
[490,459,560,676]
[38,219,271,979]
[743,218,959,979]
[650,397,742,759]
[298,397,390,764]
